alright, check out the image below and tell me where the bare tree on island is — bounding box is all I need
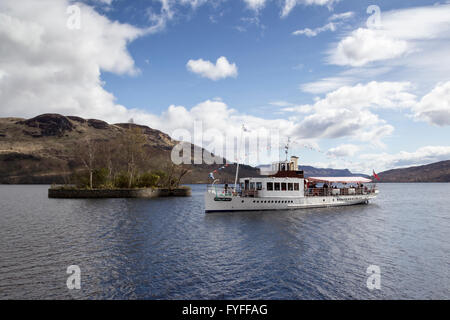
[78,137,97,189]
[120,126,147,188]
[160,162,191,190]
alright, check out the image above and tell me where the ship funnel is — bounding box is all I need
[290,156,299,171]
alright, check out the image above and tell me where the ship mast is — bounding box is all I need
[234,125,245,191]
[284,137,290,161]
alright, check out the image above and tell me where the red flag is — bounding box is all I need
[373,170,380,181]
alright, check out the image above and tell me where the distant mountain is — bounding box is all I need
[257,164,369,178]
[0,114,259,184]
[377,160,450,182]
[299,165,370,178]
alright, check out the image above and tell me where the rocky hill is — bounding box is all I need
[0,114,259,184]
[377,160,450,182]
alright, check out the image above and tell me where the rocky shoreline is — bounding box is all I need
[48,187,191,198]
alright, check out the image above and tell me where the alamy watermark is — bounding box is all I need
[67,265,81,290]
[170,122,282,166]
[366,5,382,29]
[366,265,381,290]
[67,5,81,30]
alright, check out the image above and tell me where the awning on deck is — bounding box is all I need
[307,177,372,183]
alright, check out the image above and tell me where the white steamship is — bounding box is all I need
[204,156,378,213]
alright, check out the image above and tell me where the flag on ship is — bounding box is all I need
[373,170,380,181]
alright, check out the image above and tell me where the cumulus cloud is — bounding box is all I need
[282,0,339,17]
[186,56,238,81]
[329,4,450,67]
[360,146,450,171]
[329,28,409,66]
[291,81,417,144]
[412,81,450,126]
[327,144,360,157]
[138,82,420,155]
[317,145,450,174]
[0,0,146,121]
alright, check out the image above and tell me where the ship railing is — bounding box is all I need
[206,185,260,198]
[305,186,377,197]
[206,185,237,197]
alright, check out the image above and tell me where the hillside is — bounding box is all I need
[377,160,450,182]
[299,165,369,178]
[0,114,259,184]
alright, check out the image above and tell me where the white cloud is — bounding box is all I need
[314,145,450,174]
[152,82,418,153]
[94,0,113,5]
[329,28,409,66]
[269,101,313,113]
[300,77,353,94]
[292,11,353,37]
[186,56,238,81]
[328,11,354,21]
[360,146,450,171]
[145,0,209,33]
[329,4,450,67]
[292,22,336,37]
[291,81,417,144]
[0,0,145,120]
[327,144,360,157]
[243,0,267,11]
[413,81,450,126]
[300,81,417,111]
[281,0,339,17]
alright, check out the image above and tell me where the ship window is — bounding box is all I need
[294,183,299,191]
[256,182,262,190]
[288,183,293,191]
[274,183,280,191]
[250,182,255,190]
[267,182,273,191]
[281,183,287,191]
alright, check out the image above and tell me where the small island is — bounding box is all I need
[48,186,191,198]
[47,123,191,199]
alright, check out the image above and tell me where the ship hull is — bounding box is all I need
[204,192,377,213]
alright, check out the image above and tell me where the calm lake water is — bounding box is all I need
[0,183,449,299]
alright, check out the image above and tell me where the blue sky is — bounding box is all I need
[1,0,450,172]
